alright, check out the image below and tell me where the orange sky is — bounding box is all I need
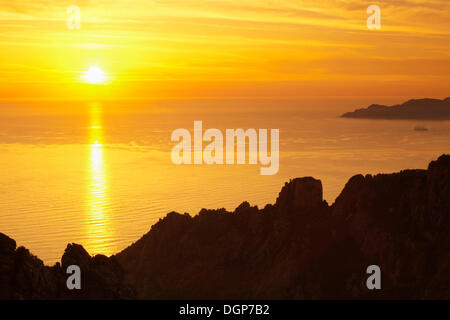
[0,0,449,100]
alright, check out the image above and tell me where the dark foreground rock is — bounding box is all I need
[0,234,135,299]
[1,155,449,299]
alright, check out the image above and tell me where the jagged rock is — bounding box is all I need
[60,244,135,299]
[61,243,92,271]
[115,155,449,299]
[1,155,449,299]
[0,235,59,299]
[276,177,324,211]
[0,233,17,299]
[0,233,15,253]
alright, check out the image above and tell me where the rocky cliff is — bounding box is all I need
[1,155,449,299]
[0,235,134,299]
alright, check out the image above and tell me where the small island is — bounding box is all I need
[341,97,450,120]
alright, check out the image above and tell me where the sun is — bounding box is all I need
[83,66,107,84]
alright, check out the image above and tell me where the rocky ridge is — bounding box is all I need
[1,155,449,299]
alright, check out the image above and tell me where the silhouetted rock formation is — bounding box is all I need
[0,235,134,299]
[341,97,450,119]
[1,155,449,299]
[0,233,59,299]
[61,244,135,299]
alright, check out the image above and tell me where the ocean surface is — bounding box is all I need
[1,98,449,264]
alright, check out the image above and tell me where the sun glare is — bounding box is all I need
[84,66,107,84]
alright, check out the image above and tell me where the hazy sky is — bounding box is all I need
[1,0,449,100]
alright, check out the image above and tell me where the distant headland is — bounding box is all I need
[341,97,450,120]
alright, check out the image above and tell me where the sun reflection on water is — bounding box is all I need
[86,103,113,256]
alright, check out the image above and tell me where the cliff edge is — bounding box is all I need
[1,155,449,299]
